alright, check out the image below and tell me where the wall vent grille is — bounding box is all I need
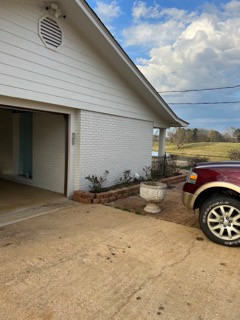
[39,16,62,50]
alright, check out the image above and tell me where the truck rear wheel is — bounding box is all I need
[199,196,240,247]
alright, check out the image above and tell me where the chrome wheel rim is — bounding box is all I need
[207,205,240,241]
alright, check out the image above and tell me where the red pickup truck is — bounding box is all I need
[182,162,240,247]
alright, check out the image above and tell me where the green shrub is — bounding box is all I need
[85,170,109,193]
[142,166,152,180]
[228,149,240,160]
[164,161,179,177]
[118,170,133,186]
[188,156,209,167]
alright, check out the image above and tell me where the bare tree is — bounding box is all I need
[169,128,186,149]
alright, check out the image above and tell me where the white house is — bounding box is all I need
[0,0,187,196]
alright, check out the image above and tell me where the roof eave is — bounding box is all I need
[64,0,187,127]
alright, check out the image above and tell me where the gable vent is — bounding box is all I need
[39,16,62,50]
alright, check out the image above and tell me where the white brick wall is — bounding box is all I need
[32,112,65,193]
[0,110,13,174]
[75,110,153,191]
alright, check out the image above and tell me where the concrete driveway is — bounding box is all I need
[0,203,239,320]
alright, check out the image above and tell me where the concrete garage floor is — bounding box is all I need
[0,179,64,215]
[0,203,239,320]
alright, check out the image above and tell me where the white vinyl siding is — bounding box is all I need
[0,0,161,123]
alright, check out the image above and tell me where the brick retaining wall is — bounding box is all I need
[73,174,187,204]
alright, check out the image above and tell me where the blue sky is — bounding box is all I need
[86,0,240,131]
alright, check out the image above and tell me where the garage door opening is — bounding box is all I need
[0,107,68,205]
[0,179,65,216]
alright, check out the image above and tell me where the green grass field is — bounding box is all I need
[153,142,240,161]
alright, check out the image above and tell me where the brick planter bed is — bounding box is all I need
[73,174,187,204]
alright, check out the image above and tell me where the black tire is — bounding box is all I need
[199,196,240,247]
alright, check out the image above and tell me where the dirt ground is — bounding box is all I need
[107,182,199,228]
[0,202,239,320]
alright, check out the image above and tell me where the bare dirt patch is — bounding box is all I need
[106,182,199,228]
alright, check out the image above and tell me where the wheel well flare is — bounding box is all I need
[194,187,240,209]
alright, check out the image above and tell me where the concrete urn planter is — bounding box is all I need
[140,182,167,213]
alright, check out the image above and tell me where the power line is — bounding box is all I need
[169,101,240,105]
[158,84,240,93]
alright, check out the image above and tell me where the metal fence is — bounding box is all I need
[152,154,178,177]
[169,152,229,161]
[152,152,229,178]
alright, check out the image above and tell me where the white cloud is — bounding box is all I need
[132,1,161,20]
[123,1,240,130]
[95,1,121,23]
[125,5,196,47]
[132,1,192,22]
[123,2,240,94]
[123,20,187,47]
[223,0,240,16]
